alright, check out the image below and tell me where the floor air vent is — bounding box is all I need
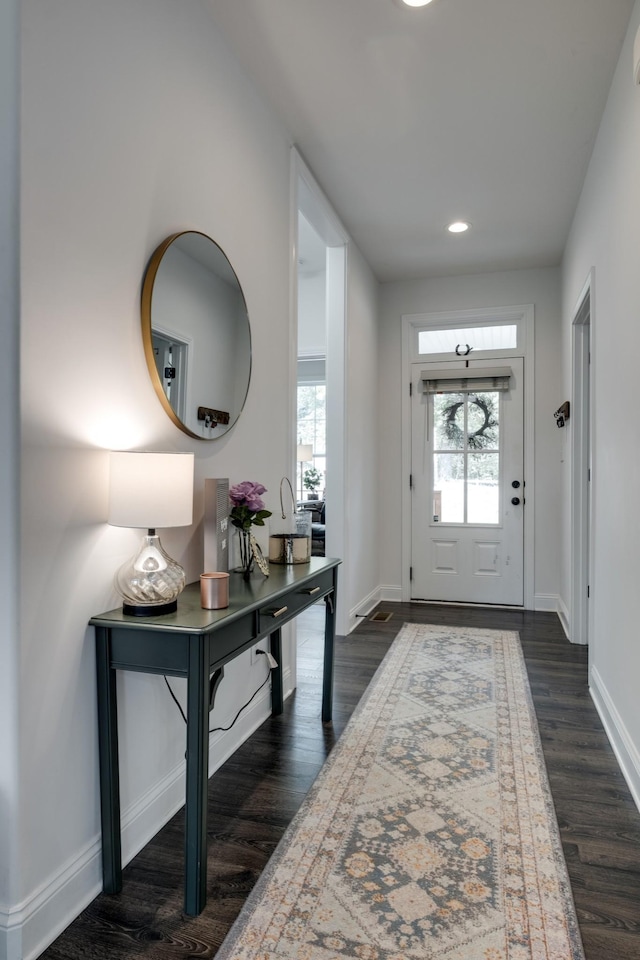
[370,611,393,622]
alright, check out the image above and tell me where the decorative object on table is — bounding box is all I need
[216,623,585,960]
[229,481,272,580]
[199,571,229,610]
[250,533,270,576]
[269,477,311,564]
[203,478,229,572]
[296,443,313,499]
[303,465,322,500]
[108,451,194,616]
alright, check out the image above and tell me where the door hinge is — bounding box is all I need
[410,566,413,581]
[409,381,413,396]
[587,584,590,598]
[409,473,413,489]
[588,468,591,482]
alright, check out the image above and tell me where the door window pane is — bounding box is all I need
[433,393,465,450]
[467,393,499,449]
[467,453,499,523]
[433,453,464,523]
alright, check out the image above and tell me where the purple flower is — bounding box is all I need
[229,481,267,511]
[229,481,271,531]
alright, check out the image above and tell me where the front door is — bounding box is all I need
[411,358,524,605]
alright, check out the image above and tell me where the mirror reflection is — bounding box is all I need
[141,231,252,439]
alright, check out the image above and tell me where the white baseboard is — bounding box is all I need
[347,587,383,634]
[590,666,640,815]
[2,684,273,960]
[556,595,570,639]
[379,585,402,603]
[533,592,559,612]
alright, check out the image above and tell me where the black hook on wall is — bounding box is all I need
[554,401,570,427]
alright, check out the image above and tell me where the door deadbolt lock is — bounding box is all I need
[511,497,521,505]
[511,480,520,488]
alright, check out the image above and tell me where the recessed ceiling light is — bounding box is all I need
[401,0,434,6]
[447,221,471,233]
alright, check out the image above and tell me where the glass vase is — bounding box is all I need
[235,528,254,581]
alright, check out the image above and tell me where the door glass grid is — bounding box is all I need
[432,391,500,524]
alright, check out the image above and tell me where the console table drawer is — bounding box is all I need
[258,569,334,633]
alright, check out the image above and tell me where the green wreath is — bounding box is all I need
[441,394,498,449]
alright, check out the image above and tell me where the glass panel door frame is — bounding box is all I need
[401,305,535,607]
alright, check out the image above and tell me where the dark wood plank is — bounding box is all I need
[38,602,640,959]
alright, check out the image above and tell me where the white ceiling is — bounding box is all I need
[208,0,634,282]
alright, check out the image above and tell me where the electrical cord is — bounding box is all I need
[164,649,273,735]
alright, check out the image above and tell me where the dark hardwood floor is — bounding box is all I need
[40,603,640,959]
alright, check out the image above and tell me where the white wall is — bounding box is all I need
[12,4,380,957]
[378,268,563,607]
[15,1,299,956]
[0,0,21,948]
[561,0,640,806]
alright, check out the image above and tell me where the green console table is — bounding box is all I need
[91,556,340,916]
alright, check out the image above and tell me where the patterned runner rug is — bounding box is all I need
[216,623,585,960]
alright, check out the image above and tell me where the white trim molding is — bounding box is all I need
[348,586,383,633]
[533,593,560,613]
[590,666,640,814]
[556,595,570,639]
[570,269,595,647]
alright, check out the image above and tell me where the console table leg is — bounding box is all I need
[322,583,337,723]
[270,629,283,715]
[184,634,209,915]
[95,627,122,893]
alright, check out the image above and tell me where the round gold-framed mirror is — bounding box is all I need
[141,231,252,440]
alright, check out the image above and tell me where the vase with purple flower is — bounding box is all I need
[229,481,272,580]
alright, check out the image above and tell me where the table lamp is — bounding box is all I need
[108,451,194,616]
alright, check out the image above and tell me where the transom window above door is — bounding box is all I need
[418,324,517,357]
[408,306,529,363]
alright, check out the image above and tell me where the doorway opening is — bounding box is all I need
[290,148,348,694]
[152,331,189,424]
[297,211,327,558]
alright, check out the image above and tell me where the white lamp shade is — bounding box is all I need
[109,452,194,529]
[297,444,313,463]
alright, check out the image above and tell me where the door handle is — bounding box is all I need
[511,480,521,489]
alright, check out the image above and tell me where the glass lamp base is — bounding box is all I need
[115,532,185,617]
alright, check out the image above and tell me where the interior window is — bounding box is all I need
[297,360,326,500]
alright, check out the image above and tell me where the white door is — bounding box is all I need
[411,358,524,605]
